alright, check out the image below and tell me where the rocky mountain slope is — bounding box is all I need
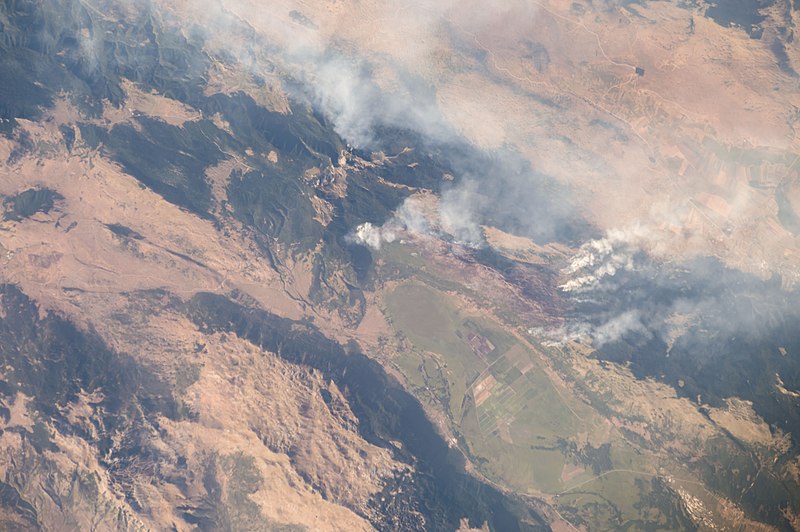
[1,0,800,530]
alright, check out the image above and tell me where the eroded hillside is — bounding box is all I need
[1,0,799,530]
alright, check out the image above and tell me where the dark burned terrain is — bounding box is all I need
[186,292,548,531]
[0,0,550,529]
[2,0,800,530]
[0,283,547,530]
[570,256,800,527]
[2,187,63,221]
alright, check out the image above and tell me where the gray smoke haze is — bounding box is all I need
[222,0,796,327]
[299,54,453,149]
[555,233,800,438]
[292,51,588,246]
[182,0,461,146]
[177,0,589,248]
[296,26,799,371]
[558,228,800,350]
[183,0,800,377]
[43,0,799,440]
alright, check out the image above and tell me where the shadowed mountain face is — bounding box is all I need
[575,257,800,435]
[1,0,414,328]
[2,0,800,530]
[567,258,800,527]
[0,285,180,528]
[0,1,550,530]
[185,292,548,531]
[0,284,545,530]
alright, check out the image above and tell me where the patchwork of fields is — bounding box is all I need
[380,260,701,529]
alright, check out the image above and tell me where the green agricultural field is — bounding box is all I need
[555,469,696,530]
[383,277,697,528]
[385,282,589,493]
[385,282,485,418]
[459,348,589,492]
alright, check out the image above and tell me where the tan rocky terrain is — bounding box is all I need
[1,0,799,530]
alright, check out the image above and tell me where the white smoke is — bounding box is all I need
[559,226,650,293]
[307,57,379,147]
[438,178,485,246]
[347,195,435,248]
[348,222,396,249]
[590,310,650,346]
